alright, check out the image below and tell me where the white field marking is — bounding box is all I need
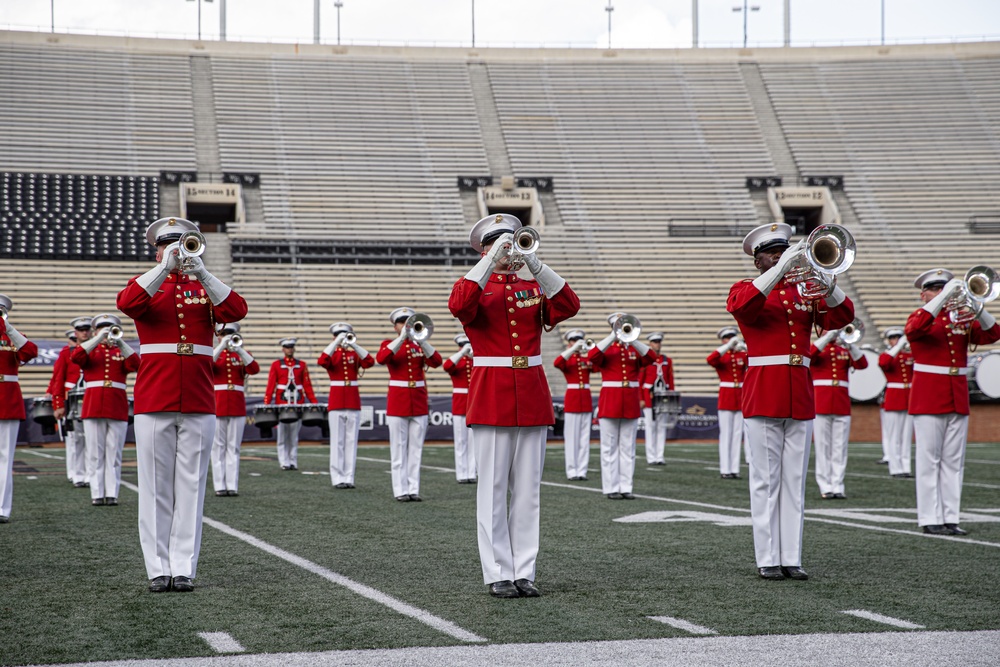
[807,508,1000,524]
[118,481,485,644]
[357,455,454,473]
[840,610,925,630]
[843,470,1000,490]
[26,475,38,480]
[965,457,1000,465]
[616,511,752,527]
[299,471,329,475]
[20,449,64,460]
[248,473,261,477]
[647,615,718,635]
[198,631,245,653]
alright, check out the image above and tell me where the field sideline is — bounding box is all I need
[3,439,1000,666]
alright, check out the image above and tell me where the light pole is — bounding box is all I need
[732,0,760,48]
[471,0,476,48]
[186,0,214,41]
[605,1,614,50]
[50,0,54,33]
[335,0,343,45]
[881,0,885,46]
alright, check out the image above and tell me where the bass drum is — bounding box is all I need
[848,349,886,403]
[970,351,1000,400]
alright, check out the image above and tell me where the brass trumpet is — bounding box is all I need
[785,224,856,300]
[404,313,434,342]
[177,230,206,273]
[946,265,1000,325]
[612,314,641,343]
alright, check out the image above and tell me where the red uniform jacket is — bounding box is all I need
[376,340,442,417]
[553,352,593,414]
[589,342,656,420]
[213,350,260,417]
[0,332,38,420]
[639,354,674,407]
[706,348,748,412]
[318,348,375,411]
[71,342,140,421]
[46,344,82,411]
[443,355,473,416]
[727,277,855,420]
[878,350,914,412]
[905,308,1000,415]
[265,358,318,405]
[810,343,868,416]
[118,274,248,414]
[449,272,580,427]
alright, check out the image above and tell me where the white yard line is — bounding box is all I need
[647,616,718,635]
[197,632,245,653]
[119,481,486,644]
[840,610,925,629]
[19,449,64,460]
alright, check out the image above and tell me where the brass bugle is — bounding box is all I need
[839,318,864,345]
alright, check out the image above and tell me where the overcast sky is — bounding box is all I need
[1,0,998,49]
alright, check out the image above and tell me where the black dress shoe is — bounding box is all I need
[92,498,106,506]
[0,515,9,523]
[408,494,423,502]
[781,566,809,580]
[488,580,520,598]
[832,493,847,499]
[105,497,118,506]
[215,491,227,496]
[335,483,349,489]
[73,481,87,488]
[513,579,541,597]
[346,484,355,489]
[821,493,834,500]
[289,465,298,471]
[281,465,291,470]
[758,566,785,580]
[876,458,889,465]
[172,576,194,592]
[148,576,171,593]
[621,492,636,500]
[922,524,950,535]
[395,495,411,502]
[944,524,968,536]
[607,492,623,500]
[228,490,239,496]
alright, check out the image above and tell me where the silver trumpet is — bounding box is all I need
[612,314,642,343]
[584,337,596,350]
[839,318,864,345]
[342,333,357,346]
[784,224,856,301]
[108,325,124,341]
[177,230,206,273]
[506,227,540,271]
[946,265,1000,325]
[404,313,434,342]
[227,333,243,350]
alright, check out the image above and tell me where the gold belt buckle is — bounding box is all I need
[622,381,631,387]
[578,383,586,389]
[904,383,910,389]
[345,380,352,387]
[227,383,235,390]
[831,379,839,386]
[177,343,194,355]
[949,366,958,375]
[408,380,416,388]
[512,356,529,369]
[0,376,5,383]
[104,380,113,388]
[789,354,803,366]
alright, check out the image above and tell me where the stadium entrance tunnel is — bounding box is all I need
[479,182,544,228]
[767,186,841,236]
[180,182,246,233]
[185,201,235,232]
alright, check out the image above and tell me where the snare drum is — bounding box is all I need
[653,390,682,428]
[970,351,1000,400]
[253,405,279,430]
[278,404,302,424]
[849,349,886,403]
[65,387,85,422]
[32,397,57,435]
[301,403,328,427]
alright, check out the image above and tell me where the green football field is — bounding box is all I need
[3,438,1000,666]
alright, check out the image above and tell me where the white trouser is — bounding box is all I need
[0,420,17,518]
[599,418,638,495]
[135,412,215,579]
[276,420,301,468]
[329,409,361,485]
[65,428,88,484]
[913,413,969,527]
[813,414,851,495]
[718,409,744,475]
[882,410,913,476]
[212,416,245,493]
[745,417,812,568]
[642,407,669,464]
[452,415,476,481]
[387,415,428,497]
[83,418,127,500]
[563,411,592,479]
[879,409,891,462]
[473,425,547,584]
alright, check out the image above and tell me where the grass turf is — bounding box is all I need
[2,438,999,665]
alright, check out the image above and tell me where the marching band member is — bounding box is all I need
[264,338,317,471]
[906,268,1000,535]
[0,294,39,523]
[878,327,914,478]
[707,326,748,479]
[553,329,593,481]
[449,213,579,598]
[46,319,90,487]
[377,307,442,502]
[728,223,854,580]
[318,322,374,489]
[639,331,674,466]
[71,314,139,506]
[212,323,260,496]
[118,217,247,592]
[443,333,476,484]
[810,326,868,500]
[589,313,656,500]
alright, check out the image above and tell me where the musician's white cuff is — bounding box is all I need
[418,340,436,358]
[560,347,576,360]
[387,335,406,355]
[715,343,732,355]
[351,343,369,359]
[5,325,28,349]
[135,264,169,297]
[888,338,906,358]
[449,351,465,365]
[630,340,650,356]
[323,341,338,356]
[80,333,105,354]
[814,331,837,352]
[198,272,232,306]
[978,308,997,330]
[848,344,863,361]
[118,340,136,358]
[236,347,254,365]
[824,285,847,308]
[532,264,566,297]
[464,255,495,290]
[751,265,784,296]
[597,333,615,353]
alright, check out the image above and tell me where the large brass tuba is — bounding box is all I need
[784,224,856,300]
[946,265,1000,325]
[404,313,434,342]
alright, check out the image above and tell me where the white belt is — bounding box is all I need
[748,354,811,369]
[140,343,213,357]
[329,380,356,387]
[474,355,543,368]
[719,382,741,388]
[389,380,426,388]
[601,381,639,388]
[452,388,469,394]
[642,383,653,389]
[568,383,591,389]
[914,363,968,376]
[214,384,245,392]
[813,379,848,388]
[64,382,75,389]
[84,380,127,390]
[886,382,911,389]
[0,374,19,383]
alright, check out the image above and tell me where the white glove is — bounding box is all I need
[135,242,179,296]
[824,285,847,308]
[333,333,347,347]
[235,346,254,365]
[461,343,473,358]
[630,339,650,356]
[814,328,839,352]
[922,278,965,317]
[117,338,136,358]
[350,341,370,359]
[418,339,436,358]
[4,322,28,349]
[596,332,616,353]
[847,343,863,361]
[523,254,567,297]
[386,333,407,355]
[80,327,109,353]
[715,337,738,355]
[978,307,997,330]
[213,339,227,361]
[323,340,339,356]
[189,260,232,306]
[464,232,514,289]
[751,239,806,296]
[448,349,466,365]
[887,335,907,358]
[560,343,580,360]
